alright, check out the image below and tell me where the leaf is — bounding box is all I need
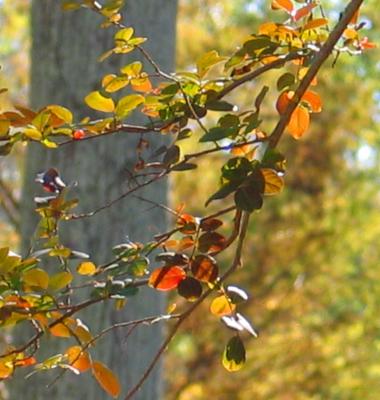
[198,232,226,253]
[23,268,49,290]
[115,94,145,119]
[293,3,317,21]
[302,90,322,113]
[50,323,71,338]
[0,119,10,137]
[226,286,249,303]
[85,91,115,113]
[24,127,43,141]
[148,266,186,291]
[304,18,328,30]
[200,218,223,232]
[47,105,73,124]
[199,126,237,143]
[277,73,295,91]
[261,168,284,195]
[65,346,91,373]
[222,336,246,372]
[103,75,130,93]
[210,295,236,316]
[178,277,203,301]
[92,361,121,398]
[0,361,13,379]
[191,255,218,283]
[196,50,226,78]
[77,261,97,276]
[287,106,310,139]
[235,186,263,212]
[48,271,73,291]
[271,0,293,13]
[115,27,134,45]
[276,91,293,114]
[221,313,258,337]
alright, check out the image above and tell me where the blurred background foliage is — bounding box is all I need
[0,0,380,399]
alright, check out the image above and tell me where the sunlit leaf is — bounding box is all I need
[293,2,317,21]
[77,261,97,276]
[115,94,145,119]
[210,295,235,317]
[92,361,121,398]
[65,346,91,372]
[47,105,73,124]
[85,91,115,113]
[271,0,293,13]
[196,50,226,78]
[302,90,322,113]
[261,168,284,195]
[287,106,310,139]
[149,266,186,291]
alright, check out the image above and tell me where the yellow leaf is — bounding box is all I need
[115,27,134,44]
[47,105,73,124]
[77,261,97,276]
[0,361,14,379]
[85,91,115,113]
[0,119,10,136]
[115,94,145,119]
[92,361,121,398]
[210,295,235,317]
[261,169,284,195]
[65,346,91,372]
[23,268,49,290]
[48,271,73,292]
[24,127,43,141]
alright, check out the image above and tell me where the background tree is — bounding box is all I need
[12,1,177,399]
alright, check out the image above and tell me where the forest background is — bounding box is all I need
[0,0,380,399]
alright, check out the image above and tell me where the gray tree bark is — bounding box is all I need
[11,1,177,399]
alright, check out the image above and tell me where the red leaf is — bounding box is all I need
[149,266,186,291]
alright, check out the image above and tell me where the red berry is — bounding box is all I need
[73,129,85,140]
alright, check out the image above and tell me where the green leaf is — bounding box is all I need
[23,268,49,290]
[48,271,73,292]
[205,181,239,206]
[115,94,145,119]
[205,100,235,111]
[199,126,237,142]
[277,72,295,91]
[222,336,246,372]
[85,91,115,113]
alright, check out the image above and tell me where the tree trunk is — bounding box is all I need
[11,1,177,399]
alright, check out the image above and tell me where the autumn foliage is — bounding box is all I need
[0,0,374,398]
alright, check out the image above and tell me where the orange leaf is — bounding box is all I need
[149,266,186,291]
[293,3,317,21]
[92,361,121,398]
[304,18,328,30]
[14,356,37,367]
[302,90,322,113]
[287,106,310,139]
[271,0,293,13]
[65,346,92,372]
